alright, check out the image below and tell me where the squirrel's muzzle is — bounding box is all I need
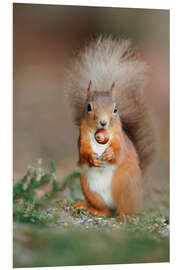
[100,120,107,127]
[98,115,109,129]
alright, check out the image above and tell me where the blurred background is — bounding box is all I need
[13,4,169,196]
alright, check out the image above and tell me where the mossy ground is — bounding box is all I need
[13,161,169,267]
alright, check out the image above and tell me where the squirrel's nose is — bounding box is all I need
[100,120,107,127]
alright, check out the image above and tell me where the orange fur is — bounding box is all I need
[78,119,103,168]
[112,144,143,215]
[74,200,109,216]
[107,123,124,164]
[109,129,143,215]
[78,119,93,166]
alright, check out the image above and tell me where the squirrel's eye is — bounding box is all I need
[87,103,92,112]
[113,105,118,113]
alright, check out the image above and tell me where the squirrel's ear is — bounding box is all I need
[110,82,115,95]
[87,80,92,93]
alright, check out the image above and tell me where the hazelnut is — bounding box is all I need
[95,129,109,144]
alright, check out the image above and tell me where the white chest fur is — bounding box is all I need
[83,132,116,209]
[85,165,116,209]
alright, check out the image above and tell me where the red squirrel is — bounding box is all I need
[65,36,155,219]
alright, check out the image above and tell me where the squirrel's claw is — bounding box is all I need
[89,153,102,167]
[102,146,114,161]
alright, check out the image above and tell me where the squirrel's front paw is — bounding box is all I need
[102,146,114,161]
[89,153,102,168]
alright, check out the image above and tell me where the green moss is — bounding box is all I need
[13,161,169,267]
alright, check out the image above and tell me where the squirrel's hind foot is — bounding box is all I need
[74,200,109,217]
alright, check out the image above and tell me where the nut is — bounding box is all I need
[95,129,109,144]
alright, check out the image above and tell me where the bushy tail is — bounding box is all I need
[64,35,155,173]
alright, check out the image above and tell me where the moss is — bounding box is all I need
[13,161,169,267]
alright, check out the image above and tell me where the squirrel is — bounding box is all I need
[65,36,155,220]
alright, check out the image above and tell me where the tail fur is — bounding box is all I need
[64,35,155,173]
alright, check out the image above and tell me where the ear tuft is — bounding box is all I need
[110,82,115,95]
[88,80,92,92]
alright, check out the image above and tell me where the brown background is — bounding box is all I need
[13,4,169,194]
